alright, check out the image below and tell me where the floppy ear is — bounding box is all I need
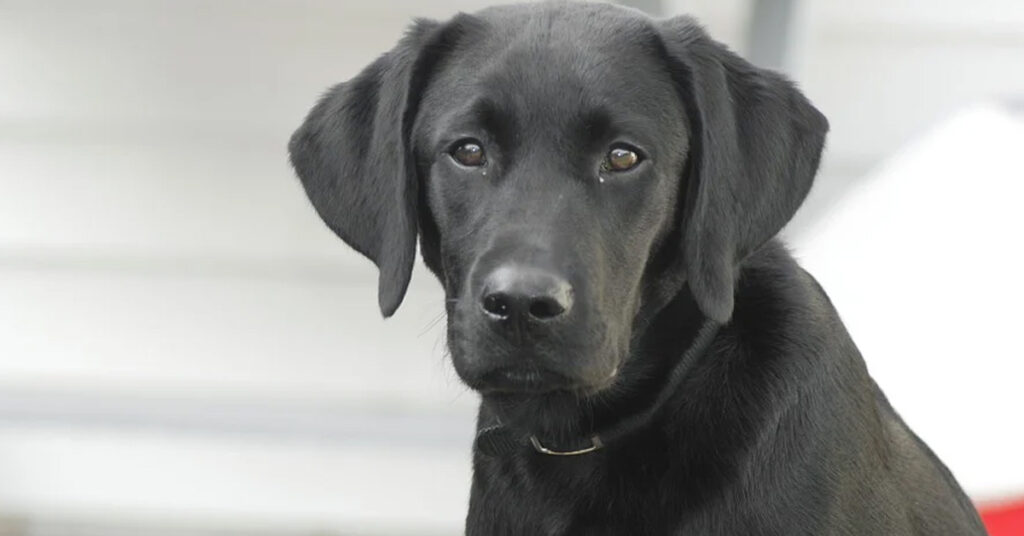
[657,17,829,323]
[289,19,452,317]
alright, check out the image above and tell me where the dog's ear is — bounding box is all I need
[289,19,456,317]
[657,17,828,323]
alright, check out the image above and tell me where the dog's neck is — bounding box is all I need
[475,287,719,457]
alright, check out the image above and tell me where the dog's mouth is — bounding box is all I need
[447,324,624,398]
[470,364,621,399]
[476,366,578,395]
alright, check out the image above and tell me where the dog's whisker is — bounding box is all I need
[419,310,448,337]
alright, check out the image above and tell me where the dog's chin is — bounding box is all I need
[469,366,622,439]
[448,336,625,434]
[482,389,594,438]
[453,357,620,400]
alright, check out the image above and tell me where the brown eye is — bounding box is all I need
[602,146,641,172]
[450,140,486,167]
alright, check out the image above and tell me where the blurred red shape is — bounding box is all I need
[980,497,1024,536]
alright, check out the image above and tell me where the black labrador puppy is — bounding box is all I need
[289,2,987,534]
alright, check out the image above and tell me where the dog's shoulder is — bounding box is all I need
[728,239,844,357]
[729,241,988,535]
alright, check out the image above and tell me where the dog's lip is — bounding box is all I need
[476,366,577,394]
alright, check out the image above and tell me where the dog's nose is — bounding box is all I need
[480,264,573,321]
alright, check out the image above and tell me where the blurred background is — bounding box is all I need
[1,0,1022,534]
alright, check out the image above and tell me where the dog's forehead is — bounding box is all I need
[479,40,665,109]
[423,4,680,138]
[474,1,651,40]
[480,5,666,97]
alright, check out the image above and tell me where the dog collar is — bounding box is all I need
[475,424,604,457]
[529,434,603,456]
[475,318,720,457]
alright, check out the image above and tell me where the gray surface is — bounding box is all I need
[617,0,666,15]
[747,0,799,71]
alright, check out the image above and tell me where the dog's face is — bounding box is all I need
[415,11,688,398]
[290,3,826,432]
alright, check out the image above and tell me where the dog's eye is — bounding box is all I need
[450,140,487,167]
[601,146,641,172]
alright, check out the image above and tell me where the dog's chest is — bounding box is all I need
[468,448,694,535]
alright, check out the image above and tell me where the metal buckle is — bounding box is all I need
[529,435,604,456]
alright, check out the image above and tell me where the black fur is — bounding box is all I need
[289,2,987,534]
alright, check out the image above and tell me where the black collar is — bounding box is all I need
[475,318,720,457]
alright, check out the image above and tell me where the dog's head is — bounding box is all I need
[290,3,826,431]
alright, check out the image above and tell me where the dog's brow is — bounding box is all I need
[469,98,517,149]
[580,109,612,142]
[577,107,658,153]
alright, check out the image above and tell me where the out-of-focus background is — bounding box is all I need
[1,0,1022,534]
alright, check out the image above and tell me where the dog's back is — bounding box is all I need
[874,385,987,534]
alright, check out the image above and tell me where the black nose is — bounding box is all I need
[480,264,574,321]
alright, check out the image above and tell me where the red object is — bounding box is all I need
[980,497,1024,535]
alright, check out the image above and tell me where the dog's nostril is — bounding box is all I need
[482,292,512,318]
[528,296,565,320]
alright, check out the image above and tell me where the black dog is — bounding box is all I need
[289,2,987,534]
